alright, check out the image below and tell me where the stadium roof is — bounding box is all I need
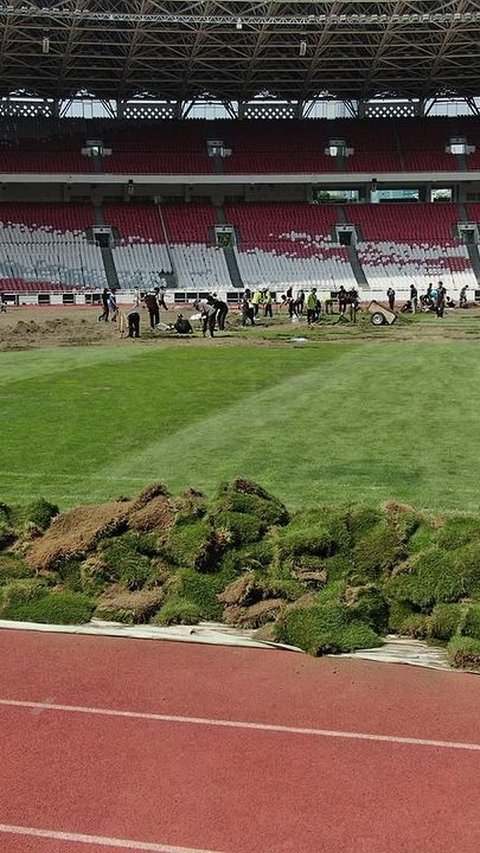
[1,1,480,104]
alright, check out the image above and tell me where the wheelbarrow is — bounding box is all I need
[367,300,397,326]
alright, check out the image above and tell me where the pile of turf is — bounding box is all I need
[2,479,480,669]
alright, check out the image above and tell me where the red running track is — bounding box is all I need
[0,629,480,853]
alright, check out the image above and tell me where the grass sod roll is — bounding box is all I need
[2,474,480,667]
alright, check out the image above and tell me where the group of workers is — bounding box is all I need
[92,276,476,341]
[240,285,360,325]
[98,285,192,339]
[278,285,360,323]
[193,294,229,337]
[115,288,230,339]
[388,281,470,318]
[240,287,274,325]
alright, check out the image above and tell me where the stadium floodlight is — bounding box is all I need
[236,17,242,30]
[299,40,307,57]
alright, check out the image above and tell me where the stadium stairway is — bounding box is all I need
[214,204,243,289]
[94,203,120,290]
[155,202,178,289]
[101,245,120,290]
[458,202,480,285]
[337,205,369,287]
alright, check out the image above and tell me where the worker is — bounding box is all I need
[144,289,160,329]
[263,288,273,318]
[174,313,193,334]
[306,288,318,325]
[118,305,140,338]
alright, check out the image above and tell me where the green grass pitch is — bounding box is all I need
[2,340,480,513]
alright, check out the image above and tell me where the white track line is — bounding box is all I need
[0,823,224,852]
[1,697,480,753]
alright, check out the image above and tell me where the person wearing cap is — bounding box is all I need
[144,289,160,329]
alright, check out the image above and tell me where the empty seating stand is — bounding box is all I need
[0,203,106,289]
[0,116,477,174]
[224,203,357,291]
[344,203,475,292]
[105,203,229,290]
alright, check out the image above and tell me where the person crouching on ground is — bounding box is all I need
[212,295,228,330]
[118,305,141,338]
[194,299,216,337]
[174,313,193,334]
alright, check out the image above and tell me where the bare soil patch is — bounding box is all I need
[1,304,480,351]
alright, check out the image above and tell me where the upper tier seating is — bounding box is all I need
[103,122,212,174]
[0,203,105,289]
[0,116,478,173]
[466,203,480,223]
[103,153,212,174]
[0,130,92,173]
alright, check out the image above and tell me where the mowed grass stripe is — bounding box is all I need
[93,340,480,512]
[0,344,149,386]
[1,343,348,505]
[3,340,480,511]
